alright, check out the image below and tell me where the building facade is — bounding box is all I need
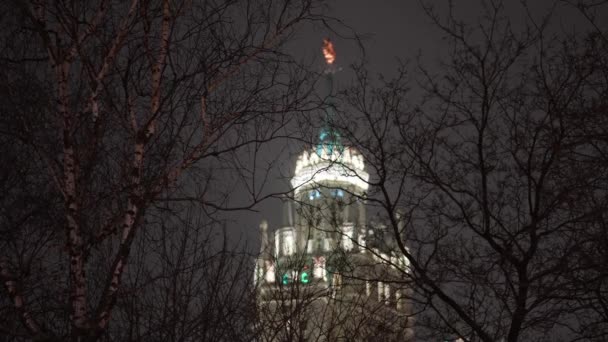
[254,130,414,341]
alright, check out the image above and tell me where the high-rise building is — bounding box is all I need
[253,115,413,342]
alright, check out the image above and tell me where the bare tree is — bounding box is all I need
[0,0,331,340]
[328,1,608,341]
[103,208,257,342]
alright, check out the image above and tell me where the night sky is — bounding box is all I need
[239,0,438,247]
[239,0,588,251]
[2,1,607,340]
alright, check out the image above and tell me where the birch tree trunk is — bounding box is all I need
[0,0,331,340]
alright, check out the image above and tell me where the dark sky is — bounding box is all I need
[233,0,593,252]
[300,0,440,74]
[292,0,572,76]
[237,1,439,247]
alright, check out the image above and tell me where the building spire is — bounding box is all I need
[317,38,343,157]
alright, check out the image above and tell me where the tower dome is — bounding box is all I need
[291,142,369,196]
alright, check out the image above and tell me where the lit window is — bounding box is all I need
[265,261,275,283]
[323,238,331,251]
[313,256,326,279]
[282,232,294,256]
[341,224,354,251]
[330,189,344,197]
[308,189,321,200]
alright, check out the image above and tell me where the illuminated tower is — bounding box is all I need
[254,39,413,341]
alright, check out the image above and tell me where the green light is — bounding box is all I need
[300,272,310,284]
[282,274,289,285]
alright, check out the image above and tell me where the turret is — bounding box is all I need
[259,220,269,254]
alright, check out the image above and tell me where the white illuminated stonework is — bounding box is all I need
[255,40,412,340]
[276,228,295,256]
[264,261,275,283]
[255,141,413,340]
[341,223,354,251]
[291,146,369,195]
